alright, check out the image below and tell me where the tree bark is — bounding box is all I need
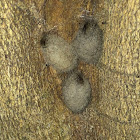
[0,0,139,139]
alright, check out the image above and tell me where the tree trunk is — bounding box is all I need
[0,0,139,139]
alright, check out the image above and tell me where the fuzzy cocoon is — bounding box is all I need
[62,72,92,113]
[72,20,103,64]
[41,34,78,73]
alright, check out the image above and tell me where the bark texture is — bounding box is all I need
[0,0,139,139]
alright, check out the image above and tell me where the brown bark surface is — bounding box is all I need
[0,0,139,139]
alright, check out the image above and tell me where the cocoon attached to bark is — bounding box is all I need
[62,72,92,113]
[41,34,78,73]
[72,20,103,64]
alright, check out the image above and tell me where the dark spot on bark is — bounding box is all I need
[77,73,84,84]
[102,21,107,24]
[82,22,89,34]
[40,32,47,46]
[5,55,8,58]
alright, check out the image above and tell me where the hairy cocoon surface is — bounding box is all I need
[41,34,78,73]
[62,72,92,113]
[72,21,103,64]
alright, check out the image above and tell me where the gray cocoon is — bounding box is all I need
[62,72,92,113]
[41,34,78,73]
[72,21,103,64]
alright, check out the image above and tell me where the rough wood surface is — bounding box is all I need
[0,0,139,139]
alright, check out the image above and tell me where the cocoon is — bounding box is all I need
[62,72,92,113]
[41,34,78,73]
[72,20,103,64]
